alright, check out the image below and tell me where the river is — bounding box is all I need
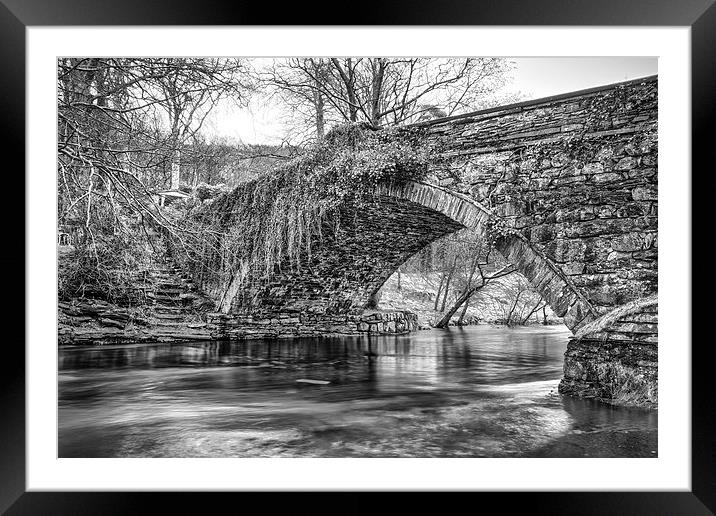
[58,324,657,458]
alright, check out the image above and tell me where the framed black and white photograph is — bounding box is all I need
[4,0,712,513]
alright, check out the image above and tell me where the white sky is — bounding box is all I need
[203,57,657,145]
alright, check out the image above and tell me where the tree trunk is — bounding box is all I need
[435,285,481,328]
[506,290,522,327]
[347,58,358,122]
[396,267,402,291]
[171,149,181,190]
[457,296,471,326]
[521,298,546,325]
[331,58,358,122]
[314,88,325,140]
[453,256,479,326]
[370,58,386,127]
[433,272,446,311]
[440,258,457,312]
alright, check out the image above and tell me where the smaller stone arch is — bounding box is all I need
[375,181,600,332]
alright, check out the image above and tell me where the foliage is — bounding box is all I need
[177,123,435,304]
[193,182,232,202]
[58,231,153,304]
[484,217,519,247]
[180,136,296,187]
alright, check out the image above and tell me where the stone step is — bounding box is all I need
[154,292,181,299]
[154,305,182,313]
[154,312,186,320]
[154,320,191,327]
[154,300,183,307]
[154,278,182,284]
[156,288,183,295]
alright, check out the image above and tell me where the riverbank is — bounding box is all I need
[58,259,214,345]
[58,298,212,345]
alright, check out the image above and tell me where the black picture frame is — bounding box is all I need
[3,1,711,513]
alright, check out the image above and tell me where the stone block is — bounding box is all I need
[611,233,647,252]
[595,147,614,161]
[632,186,657,201]
[581,162,604,175]
[615,157,638,170]
[592,172,623,184]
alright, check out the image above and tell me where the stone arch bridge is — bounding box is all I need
[201,75,658,403]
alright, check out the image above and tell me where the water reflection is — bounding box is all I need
[58,325,657,458]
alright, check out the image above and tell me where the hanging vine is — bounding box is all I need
[174,123,441,299]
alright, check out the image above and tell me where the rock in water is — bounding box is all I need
[296,379,330,385]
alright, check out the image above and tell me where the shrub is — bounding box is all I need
[58,231,154,305]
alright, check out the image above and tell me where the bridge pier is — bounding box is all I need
[559,337,657,406]
[558,295,658,406]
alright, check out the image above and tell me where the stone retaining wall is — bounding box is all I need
[357,310,418,334]
[206,309,418,340]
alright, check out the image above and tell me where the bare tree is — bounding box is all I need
[434,262,515,329]
[255,57,516,143]
[57,57,251,301]
[520,295,548,325]
[476,274,548,327]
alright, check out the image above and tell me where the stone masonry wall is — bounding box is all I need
[418,76,658,318]
[207,309,417,339]
[559,336,658,406]
[409,77,659,404]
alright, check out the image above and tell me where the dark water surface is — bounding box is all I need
[58,325,657,457]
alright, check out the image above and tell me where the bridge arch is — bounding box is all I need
[213,180,598,337]
[374,181,599,331]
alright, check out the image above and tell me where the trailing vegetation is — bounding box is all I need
[175,124,436,307]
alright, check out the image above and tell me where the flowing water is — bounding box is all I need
[58,325,657,458]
